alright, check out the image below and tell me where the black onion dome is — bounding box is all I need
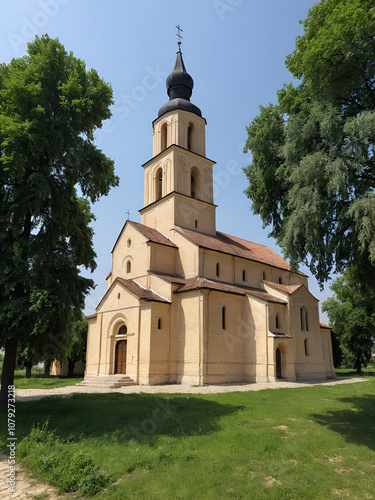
[158,49,202,118]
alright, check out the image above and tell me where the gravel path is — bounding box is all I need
[0,451,64,499]
[15,376,367,402]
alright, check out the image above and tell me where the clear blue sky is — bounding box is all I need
[1,0,333,322]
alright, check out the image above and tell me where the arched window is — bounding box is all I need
[300,306,308,330]
[161,123,167,151]
[118,325,127,335]
[126,260,131,273]
[276,314,279,329]
[191,174,196,198]
[155,168,163,201]
[187,122,194,151]
[216,263,220,277]
[190,167,200,199]
[158,318,162,330]
[304,338,309,356]
[222,306,226,330]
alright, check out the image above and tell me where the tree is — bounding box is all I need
[243,0,375,286]
[60,315,88,378]
[322,266,375,373]
[16,346,42,378]
[0,35,119,405]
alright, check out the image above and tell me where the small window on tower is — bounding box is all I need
[155,168,163,201]
[187,122,194,151]
[158,318,162,330]
[242,270,246,282]
[195,220,198,228]
[222,306,226,330]
[263,272,266,281]
[127,261,131,273]
[161,123,167,150]
[216,263,220,277]
[276,314,279,329]
[278,277,283,284]
[191,174,196,198]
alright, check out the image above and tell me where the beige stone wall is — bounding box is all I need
[85,283,141,378]
[174,195,216,235]
[288,287,328,379]
[149,243,177,276]
[50,361,85,377]
[169,229,200,278]
[174,292,201,385]
[143,147,215,207]
[148,302,172,384]
[152,109,207,157]
[110,223,151,285]
[204,291,249,384]
[141,192,216,236]
[137,304,152,384]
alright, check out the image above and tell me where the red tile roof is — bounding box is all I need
[263,280,302,294]
[117,278,170,303]
[320,323,331,329]
[175,277,287,304]
[130,221,177,248]
[177,226,305,275]
[150,271,187,284]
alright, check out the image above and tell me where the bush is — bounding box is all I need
[17,421,110,496]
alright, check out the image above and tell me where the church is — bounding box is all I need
[84,44,335,386]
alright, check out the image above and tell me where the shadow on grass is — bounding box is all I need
[311,394,375,451]
[335,369,375,377]
[5,393,244,445]
[13,373,82,380]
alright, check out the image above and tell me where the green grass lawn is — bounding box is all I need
[12,368,83,389]
[335,367,375,377]
[1,379,374,499]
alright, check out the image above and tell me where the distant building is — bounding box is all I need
[85,46,335,385]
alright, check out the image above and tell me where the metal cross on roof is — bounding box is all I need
[176,24,183,49]
[126,210,130,220]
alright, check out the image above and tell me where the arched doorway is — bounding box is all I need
[276,347,282,378]
[115,340,127,375]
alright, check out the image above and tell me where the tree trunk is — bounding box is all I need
[67,358,75,378]
[0,339,18,407]
[44,359,52,376]
[355,355,363,374]
[25,362,32,378]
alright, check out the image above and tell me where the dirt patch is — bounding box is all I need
[0,452,64,499]
[264,476,282,487]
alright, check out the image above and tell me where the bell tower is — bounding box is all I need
[140,41,216,235]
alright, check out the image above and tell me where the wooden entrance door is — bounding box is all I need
[276,348,282,378]
[115,340,127,374]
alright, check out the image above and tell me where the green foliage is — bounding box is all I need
[0,35,119,399]
[63,315,88,363]
[322,266,375,372]
[13,370,83,388]
[17,420,109,496]
[243,0,375,285]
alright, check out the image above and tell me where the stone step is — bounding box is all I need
[77,375,137,388]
